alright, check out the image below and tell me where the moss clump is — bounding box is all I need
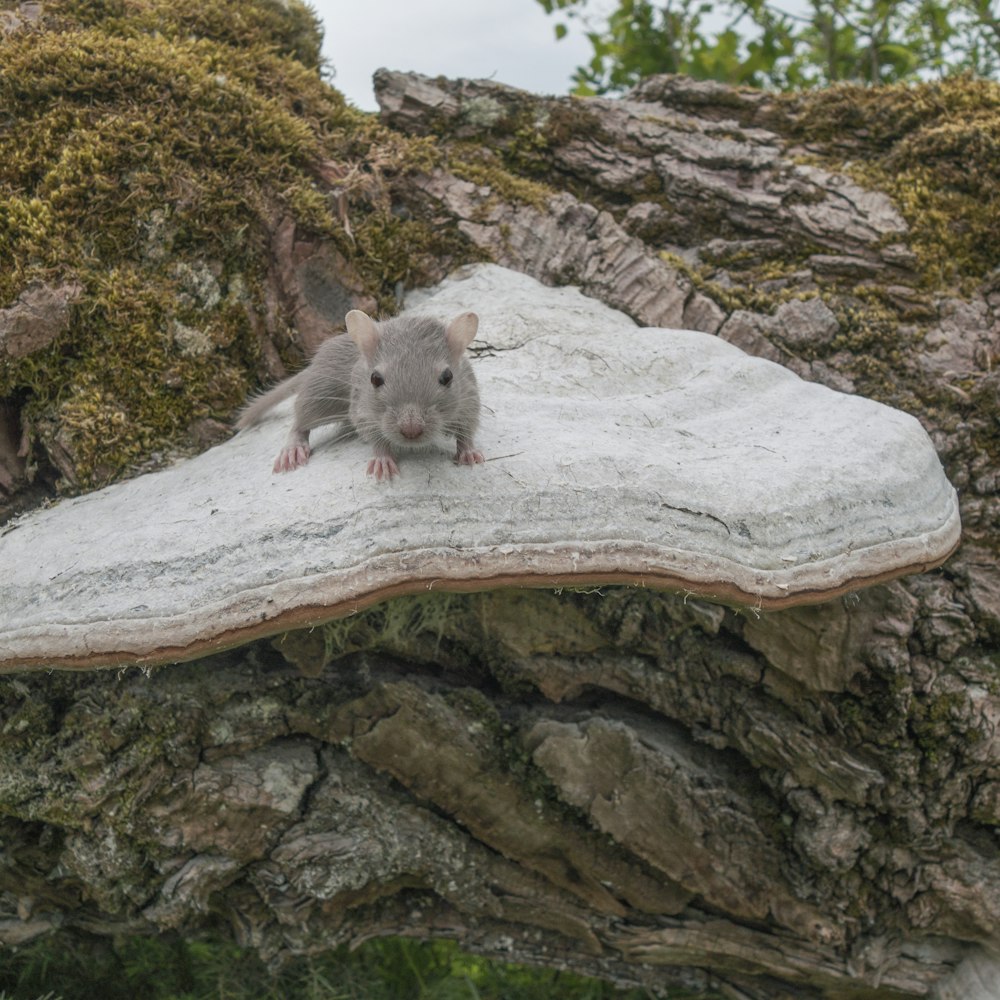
[0,16,332,487]
[0,1,475,492]
[315,593,471,665]
[55,0,327,69]
[659,248,835,320]
[783,77,1000,287]
[449,148,556,210]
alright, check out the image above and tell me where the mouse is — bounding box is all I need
[236,310,484,479]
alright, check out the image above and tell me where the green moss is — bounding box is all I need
[352,204,483,315]
[824,293,921,404]
[660,250,803,315]
[782,77,1000,287]
[0,1,476,490]
[44,0,325,69]
[506,100,607,167]
[317,593,469,663]
[910,690,984,768]
[449,149,556,210]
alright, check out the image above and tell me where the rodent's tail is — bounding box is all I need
[234,372,305,429]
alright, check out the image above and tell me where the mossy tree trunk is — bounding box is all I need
[2,63,1000,1000]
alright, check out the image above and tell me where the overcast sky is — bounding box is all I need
[313,0,595,111]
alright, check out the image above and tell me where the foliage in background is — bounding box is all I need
[0,932,659,1000]
[537,0,1000,92]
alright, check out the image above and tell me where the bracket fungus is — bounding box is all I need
[0,265,960,671]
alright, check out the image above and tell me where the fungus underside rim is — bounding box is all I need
[0,527,961,673]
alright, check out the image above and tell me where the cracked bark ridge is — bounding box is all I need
[1,580,997,998]
[373,69,918,336]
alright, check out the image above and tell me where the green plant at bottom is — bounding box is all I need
[0,933,670,1000]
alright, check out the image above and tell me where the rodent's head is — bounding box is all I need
[345,310,479,449]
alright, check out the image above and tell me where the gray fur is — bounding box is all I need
[234,370,306,430]
[235,314,482,476]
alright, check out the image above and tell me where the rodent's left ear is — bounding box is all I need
[445,312,479,360]
[345,310,380,363]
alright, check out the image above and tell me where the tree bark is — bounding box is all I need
[2,71,999,999]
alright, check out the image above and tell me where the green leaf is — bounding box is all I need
[533,0,1000,93]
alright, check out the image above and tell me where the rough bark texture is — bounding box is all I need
[1,584,997,998]
[2,68,1000,999]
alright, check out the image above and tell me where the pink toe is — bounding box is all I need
[367,456,399,480]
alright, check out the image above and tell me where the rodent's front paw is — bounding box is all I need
[367,455,400,480]
[273,444,310,473]
[455,447,485,466]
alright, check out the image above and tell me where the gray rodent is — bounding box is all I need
[236,309,484,479]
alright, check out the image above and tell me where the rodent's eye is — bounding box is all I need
[438,368,453,387]
[370,370,384,388]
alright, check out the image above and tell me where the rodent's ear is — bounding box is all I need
[345,310,380,363]
[445,312,479,361]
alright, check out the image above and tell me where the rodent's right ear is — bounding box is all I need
[445,312,479,361]
[345,310,380,363]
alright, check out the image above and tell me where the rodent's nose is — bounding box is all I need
[399,419,424,440]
